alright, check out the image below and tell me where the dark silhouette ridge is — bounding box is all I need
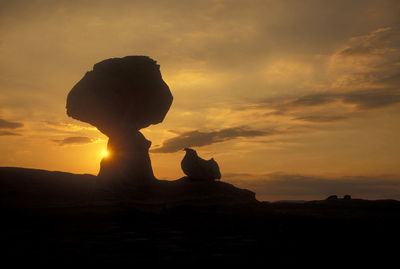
[326,194,353,201]
[0,167,256,207]
[66,56,173,183]
[0,167,400,268]
[181,148,221,181]
[1,167,400,266]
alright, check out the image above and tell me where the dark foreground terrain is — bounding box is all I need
[1,167,399,265]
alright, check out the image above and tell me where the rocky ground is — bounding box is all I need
[1,167,399,265]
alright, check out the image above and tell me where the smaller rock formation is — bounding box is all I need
[181,148,221,181]
[343,194,352,200]
[326,195,338,201]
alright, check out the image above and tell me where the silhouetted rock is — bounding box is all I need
[0,167,97,208]
[326,195,338,201]
[98,130,155,184]
[0,167,256,207]
[181,148,221,181]
[344,194,352,200]
[66,56,173,182]
[119,178,257,206]
[67,56,172,135]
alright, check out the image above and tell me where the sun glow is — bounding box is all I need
[103,151,108,157]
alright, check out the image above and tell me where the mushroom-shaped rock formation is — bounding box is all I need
[66,56,173,183]
[181,148,221,181]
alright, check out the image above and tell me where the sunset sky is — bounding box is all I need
[1,0,399,200]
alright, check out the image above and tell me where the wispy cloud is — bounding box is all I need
[151,126,274,153]
[0,130,21,136]
[52,136,94,146]
[338,27,396,57]
[240,87,400,124]
[280,88,400,112]
[44,121,97,132]
[240,26,400,124]
[292,115,350,123]
[0,118,23,129]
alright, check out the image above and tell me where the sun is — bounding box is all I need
[103,151,108,157]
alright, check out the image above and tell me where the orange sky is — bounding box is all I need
[1,0,400,200]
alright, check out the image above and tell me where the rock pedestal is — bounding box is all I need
[98,130,155,183]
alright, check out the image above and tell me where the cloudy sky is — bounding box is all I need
[1,0,399,200]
